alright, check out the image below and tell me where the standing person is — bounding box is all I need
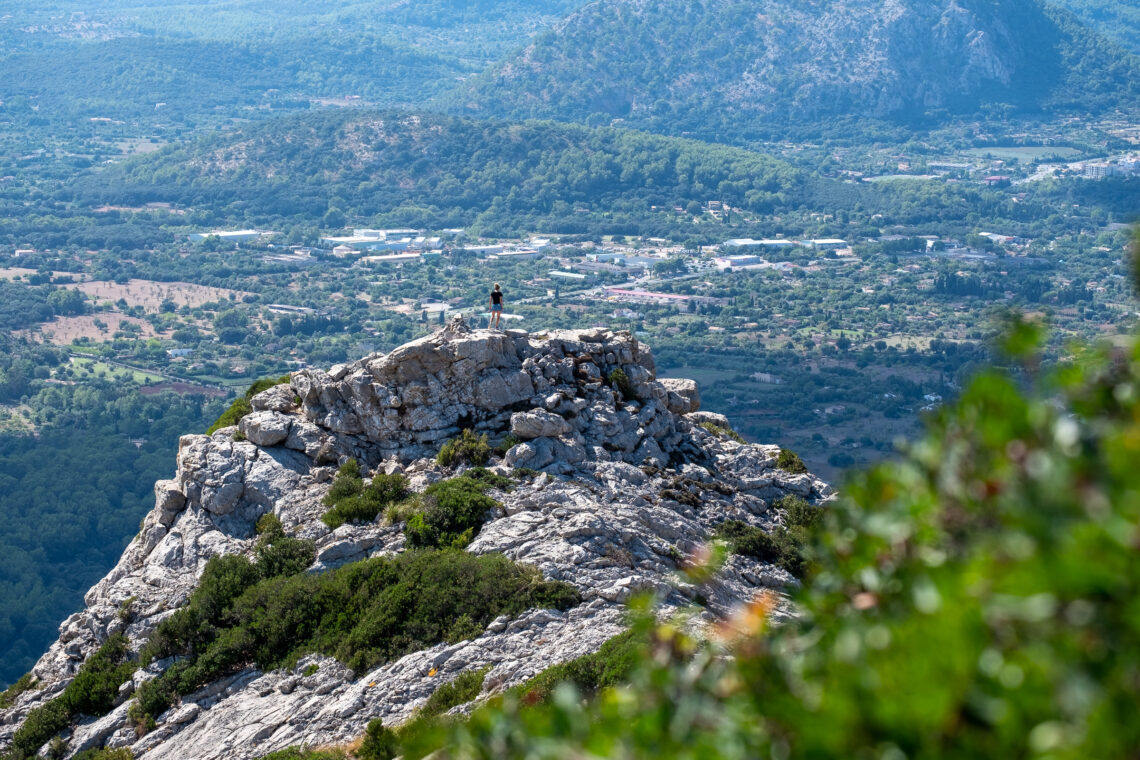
[489,283,505,329]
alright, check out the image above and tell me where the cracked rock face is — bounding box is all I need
[0,319,831,760]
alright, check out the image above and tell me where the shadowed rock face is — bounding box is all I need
[0,320,831,760]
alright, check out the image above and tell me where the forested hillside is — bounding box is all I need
[0,0,583,137]
[65,111,805,235]
[1051,0,1140,53]
[0,369,222,687]
[453,0,1140,142]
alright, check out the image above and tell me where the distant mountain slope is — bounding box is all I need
[68,110,805,233]
[452,0,1140,141]
[1049,0,1140,53]
[0,0,586,131]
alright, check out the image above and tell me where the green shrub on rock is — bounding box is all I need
[776,448,808,474]
[129,549,579,726]
[404,472,502,549]
[715,520,809,578]
[321,462,410,530]
[260,748,346,760]
[699,421,745,444]
[72,748,134,760]
[0,672,36,709]
[437,429,490,468]
[421,667,491,718]
[358,720,400,760]
[255,536,316,579]
[607,368,637,401]
[494,433,521,457]
[8,634,137,759]
[512,629,641,705]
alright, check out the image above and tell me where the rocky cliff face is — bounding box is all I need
[0,320,830,759]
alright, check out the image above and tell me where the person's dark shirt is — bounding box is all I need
[491,290,504,305]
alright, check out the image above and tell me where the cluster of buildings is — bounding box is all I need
[1078,158,1140,180]
[188,230,275,243]
[321,229,449,256]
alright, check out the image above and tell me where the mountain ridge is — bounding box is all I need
[451,0,1140,142]
[0,320,830,759]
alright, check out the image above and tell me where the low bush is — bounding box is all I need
[512,630,641,705]
[404,473,502,549]
[130,550,579,725]
[0,672,36,709]
[8,699,69,760]
[358,721,400,760]
[716,520,808,578]
[206,374,291,434]
[260,749,346,760]
[393,666,492,750]
[494,433,520,457]
[458,467,514,490]
[255,536,317,578]
[776,448,808,474]
[607,368,637,401]
[699,421,745,444]
[322,460,363,505]
[776,494,822,533]
[8,635,137,759]
[256,513,285,540]
[322,463,410,529]
[72,749,134,760]
[421,667,491,718]
[437,429,490,468]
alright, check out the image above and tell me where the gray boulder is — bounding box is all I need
[510,410,571,439]
[239,411,292,447]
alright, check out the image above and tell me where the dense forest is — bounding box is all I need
[0,379,222,687]
[1052,0,1140,52]
[62,111,804,236]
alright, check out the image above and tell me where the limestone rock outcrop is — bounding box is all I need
[0,319,831,760]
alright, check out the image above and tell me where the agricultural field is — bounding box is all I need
[72,279,250,312]
[18,314,160,345]
[961,146,1084,161]
[66,357,166,384]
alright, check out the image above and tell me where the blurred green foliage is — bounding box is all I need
[394,324,1140,758]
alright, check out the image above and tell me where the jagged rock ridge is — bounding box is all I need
[0,320,830,759]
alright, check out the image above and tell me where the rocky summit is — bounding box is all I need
[0,319,830,760]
